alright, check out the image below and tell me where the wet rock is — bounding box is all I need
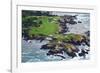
[40,44,55,50]
[68,20,77,25]
[62,43,78,58]
[78,21,82,23]
[78,49,89,58]
[54,54,66,59]
[47,49,63,55]
[40,44,48,49]
[64,43,79,53]
[84,40,90,47]
[66,51,77,58]
[85,31,90,37]
[69,34,86,45]
[82,35,90,46]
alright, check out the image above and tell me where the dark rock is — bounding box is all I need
[35,36,45,42]
[63,15,78,25]
[84,40,90,47]
[66,52,77,58]
[68,20,77,25]
[63,43,79,58]
[54,54,66,59]
[78,49,89,58]
[40,44,49,49]
[85,31,90,36]
[78,21,82,23]
[47,49,63,55]
[40,44,55,49]
[83,36,90,47]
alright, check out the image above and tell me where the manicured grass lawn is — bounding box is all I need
[29,16,60,36]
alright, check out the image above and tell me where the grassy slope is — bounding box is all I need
[29,16,60,36]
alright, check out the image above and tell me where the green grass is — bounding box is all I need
[22,16,85,43]
[28,16,60,36]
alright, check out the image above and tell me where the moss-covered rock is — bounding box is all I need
[64,43,78,53]
[64,34,88,45]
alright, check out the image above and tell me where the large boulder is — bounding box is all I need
[66,51,77,58]
[40,44,55,50]
[47,49,63,56]
[64,43,79,53]
[63,43,78,58]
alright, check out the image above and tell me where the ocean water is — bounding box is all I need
[22,40,89,62]
[22,13,90,63]
[66,13,90,34]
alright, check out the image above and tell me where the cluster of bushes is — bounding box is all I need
[22,16,42,28]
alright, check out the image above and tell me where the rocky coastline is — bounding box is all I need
[22,14,90,61]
